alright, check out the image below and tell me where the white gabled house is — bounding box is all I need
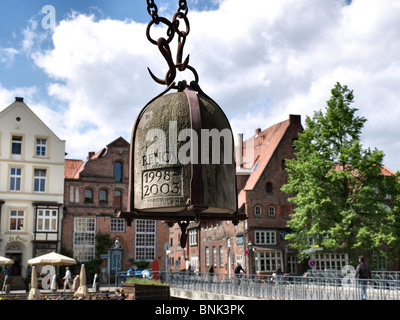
[0,97,65,278]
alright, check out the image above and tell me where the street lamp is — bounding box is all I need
[248,241,253,276]
[109,237,123,287]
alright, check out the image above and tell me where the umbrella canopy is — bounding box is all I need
[28,266,41,300]
[28,252,76,266]
[0,256,14,265]
[74,264,89,299]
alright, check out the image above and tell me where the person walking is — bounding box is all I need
[72,274,80,291]
[63,267,73,291]
[234,263,245,284]
[275,264,283,284]
[355,256,372,300]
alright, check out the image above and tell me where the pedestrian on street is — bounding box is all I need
[72,274,80,291]
[275,264,283,284]
[63,267,73,291]
[355,255,372,300]
[234,263,245,284]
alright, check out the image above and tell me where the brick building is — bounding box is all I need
[237,114,303,275]
[167,115,303,275]
[63,137,169,278]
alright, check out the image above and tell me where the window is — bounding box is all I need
[213,246,217,267]
[35,138,47,157]
[114,161,122,182]
[113,190,122,209]
[34,169,46,192]
[73,217,96,261]
[110,218,125,233]
[268,206,275,217]
[255,251,282,272]
[9,167,22,191]
[191,255,199,272]
[266,182,273,193]
[75,187,79,203]
[287,255,297,274]
[281,159,286,170]
[219,246,223,267]
[37,209,58,232]
[11,136,22,160]
[189,229,197,246]
[84,189,93,203]
[254,205,261,216]
[135,220,156,261]
[255,230,277,245]
[69,186,80,203]
[236,255,243,267]
[99,189,108,204]
[9,210,25,231]
[314,253,348,271]
[69,186,74,202]
[205,247,210,267]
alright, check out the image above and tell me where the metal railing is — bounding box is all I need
[163,272,400,300]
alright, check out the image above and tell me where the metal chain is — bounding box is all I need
[146,0,188,21]
[146,0,159,23]
[145,0,197,89]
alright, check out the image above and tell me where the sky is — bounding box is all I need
[0,0,400,171]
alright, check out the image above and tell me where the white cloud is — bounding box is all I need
[0,47,19,66]
[21,0,400,171]
[32,14,165,157]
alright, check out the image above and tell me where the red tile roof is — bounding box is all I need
[236,117,293,208]
[65,159,85,179]
[381,165,396,176]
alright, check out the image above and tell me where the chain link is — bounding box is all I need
[146,0,159,22]
[146,0,188,22]
[145,0,198,88]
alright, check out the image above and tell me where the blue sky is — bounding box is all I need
[1,0,400,172]
[0,0,217,92]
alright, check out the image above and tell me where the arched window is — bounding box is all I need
[114,161,122,182]
[99,189,108,204]
[114,190,122,210]
[266,182,273,193]
[254,205,262,216]
[84,189,93,203]
[268,206,276,216]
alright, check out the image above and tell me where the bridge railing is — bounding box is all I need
[163,272,400,300]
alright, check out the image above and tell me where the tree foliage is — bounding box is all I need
[282,82,399,267]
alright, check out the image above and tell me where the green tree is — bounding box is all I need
[282,82,398,267]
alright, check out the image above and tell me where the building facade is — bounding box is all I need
[63,137,169,278]
[168,114,304,275]
[169,114,400,275]
[0,98,65,277]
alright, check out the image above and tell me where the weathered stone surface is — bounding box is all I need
[132,90,236,215]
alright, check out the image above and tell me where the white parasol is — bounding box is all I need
[28,252,76,266]
[0,256,14,265]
